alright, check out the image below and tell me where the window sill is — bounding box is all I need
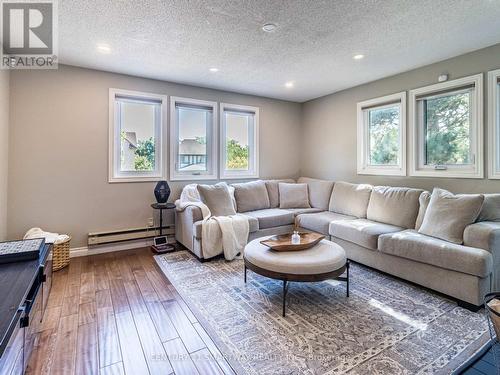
[169,174,218,182]
[108,176,165,183]
[409,168,483,179]
[221,173,259,180]
[357,167,406,176]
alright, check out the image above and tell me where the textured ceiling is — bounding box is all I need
[59,0,500,102]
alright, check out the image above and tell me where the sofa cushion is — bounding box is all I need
[296,211,355,235]
[244,209,295,229]
[264,179,295,208]
[197,183,236,217]
[284,208,323,216]
[477,194,500,222]
[329,219,403,250]
[379,229,492,278]
[419,188,484,244]
[414,191,431,230]
[279,183,310,209]
[297,177,335,210]
[233,180,270,213]
[194,216,259,239]
[367,186,423,229]
[329,181,372,218]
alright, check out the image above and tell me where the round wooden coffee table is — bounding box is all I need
[244,236,349,316]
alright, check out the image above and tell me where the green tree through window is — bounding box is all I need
[134,137,155,171]
[423,92,471,165]
[368,106,400,165]
[226,139,249,170]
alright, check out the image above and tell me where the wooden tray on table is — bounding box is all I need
[260,232,325,251]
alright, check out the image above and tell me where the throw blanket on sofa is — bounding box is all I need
[176,184,249,260]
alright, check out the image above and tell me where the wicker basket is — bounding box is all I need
[52,237,71,271]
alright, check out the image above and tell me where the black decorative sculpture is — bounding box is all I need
[154,180,170,204]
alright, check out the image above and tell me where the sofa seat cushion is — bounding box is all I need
[285,208,323,216]
[244,209,295,229]
[329,219,403,250]
[296,211,355,235]
[379,230,493,278]
[193,215,259,239]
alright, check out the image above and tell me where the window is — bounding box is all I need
[170,97,217,180]
[220,103,259,179]
[109,89,166,182]
[409,74,483,178]
[357,92,406,176]
[488,69,500,179]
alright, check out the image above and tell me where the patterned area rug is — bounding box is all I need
[155,251,489,375]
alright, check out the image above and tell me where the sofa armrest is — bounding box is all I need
[464,221,500,252]
[464,221,500,290]
[175,205,203,251]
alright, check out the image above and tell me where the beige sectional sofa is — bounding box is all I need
[175,177,500,309]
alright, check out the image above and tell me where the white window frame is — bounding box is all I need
[108,88,167,183]
[220,103,260,179]
[357,92,406,176]
[169,97,218,181]
[488,69,500,179]
[408,74,483,179]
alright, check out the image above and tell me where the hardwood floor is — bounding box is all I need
[26,248,235,375]
[462,346,499,375]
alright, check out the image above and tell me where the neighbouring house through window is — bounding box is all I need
[109,89,166,182]
[170,97,217,180]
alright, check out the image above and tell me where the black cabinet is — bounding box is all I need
[0,245,52,375]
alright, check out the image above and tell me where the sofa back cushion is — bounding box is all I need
[329,181,372,218]
[197,183,237,217]
[367,186,423,228]
[297,177,335,210]
[414,191,431,230]
[279,183,311,209]
[418,188,484,244]
[233,180,270,213]
[265,179,295,208]
[477,194,500,222]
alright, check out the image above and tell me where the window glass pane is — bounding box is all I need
[225,112,251,171]
[423,91,471,165]
[177,107,210,172]
[119,100,157,172]
[368,105,400,166]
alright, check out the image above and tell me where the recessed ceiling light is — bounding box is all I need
[262,23,277,32]
[285,81,294,88]
[209,67,219,72]
[97,43,111,54]
[353,54,365,60]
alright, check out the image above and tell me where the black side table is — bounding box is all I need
[151,203,176,253]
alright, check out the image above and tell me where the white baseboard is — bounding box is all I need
[70,238,154,258]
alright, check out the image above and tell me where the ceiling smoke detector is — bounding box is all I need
[262,23,277,33]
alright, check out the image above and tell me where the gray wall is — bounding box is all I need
[0,71,9,241]
[301,43,500,193]
[8,65,302,247]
